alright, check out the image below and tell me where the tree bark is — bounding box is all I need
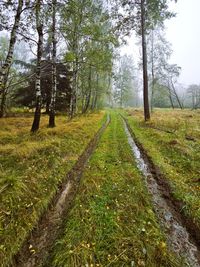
[0,0,24,117]
[167,82,174,109]
[31,0,43,132]
[150,29,155,112]
[141,0,150,121]
[91,73,99,110]
[83,65,92,113]
[69,56,78,119]
[49,0,57,127]
[171,79,183,109]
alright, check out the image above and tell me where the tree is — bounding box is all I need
[61,0,116,116]
[0,0,24,117]
[145,24,185,110]
[61,0,87,118]
[48,0,57,127]
[14,60,71,110]
[147,26,170,110]
[31,0,44,132]
[161,63,183,109]
[112,0,176,120]
[140,0,150,120]
[114,54,136,107]
[0,0,116,123]
[187,84,200,109]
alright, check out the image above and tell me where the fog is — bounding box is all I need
[121,0,200,87]
[165,0,200,86]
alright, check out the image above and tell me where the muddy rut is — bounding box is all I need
[123,116,200,267]
[11,115,110,267]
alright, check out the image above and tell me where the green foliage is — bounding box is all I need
[60,0,117,113]
[0,35,8,63]
[152,83,171,108]
[114,54,137,107]
[112,0,176,36]
[64,51,76,62]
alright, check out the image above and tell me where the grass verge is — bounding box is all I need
[0,112,105,267]
[124,108,200,229]
[46,111,182,267]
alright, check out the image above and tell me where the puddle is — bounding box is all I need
[123,119,200,267]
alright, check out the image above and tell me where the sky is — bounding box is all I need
[121,0,200,87]
[165,0,200,86]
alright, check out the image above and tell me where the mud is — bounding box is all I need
[11,115,110,267]
[123,117,200,267]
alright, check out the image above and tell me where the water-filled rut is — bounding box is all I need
[123,117,200,267]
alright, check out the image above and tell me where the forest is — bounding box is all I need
[0,0,200,267]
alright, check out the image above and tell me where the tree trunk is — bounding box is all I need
[0,0,23,118]
[69,57,78,118]
[45,100,50,114]
[167,82,174,109]
[192,93,195,109]
[31,0,43,132]
[150,29,155,112]
[49,0,57,127]
[83,65,92,113]
[169,92,175,109]
[141,0,150,121]
[91,73,99,110]
[171,79,183,109]
[120,87,123,108]
[0,91,7,117]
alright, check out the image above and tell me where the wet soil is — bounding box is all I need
[11,115,110,267]
[123,116,200,267]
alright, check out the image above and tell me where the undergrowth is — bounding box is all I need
[0,112,105,267]
[46,111,182,267]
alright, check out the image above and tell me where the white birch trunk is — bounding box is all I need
[0,0,24,117]
[31,0,43,132]
[49,0,57,127]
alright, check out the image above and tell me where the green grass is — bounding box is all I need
[46,111,182,267]
[124,108,200,228]
[0,112,105,267]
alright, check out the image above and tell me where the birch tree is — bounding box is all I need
[48,0,57,127]
[61,0,116,116]
[31,0,44,132]
[0,0,24,117]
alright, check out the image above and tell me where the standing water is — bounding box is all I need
[123,119,200,267]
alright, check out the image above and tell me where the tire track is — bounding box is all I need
[11,114,110,267]
[122,116,200,267]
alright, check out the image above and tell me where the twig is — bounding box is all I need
[0,183,10,194]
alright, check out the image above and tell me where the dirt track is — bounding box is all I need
[123,116,200,267]
[11,113,200,267]
[11,115,110,267]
